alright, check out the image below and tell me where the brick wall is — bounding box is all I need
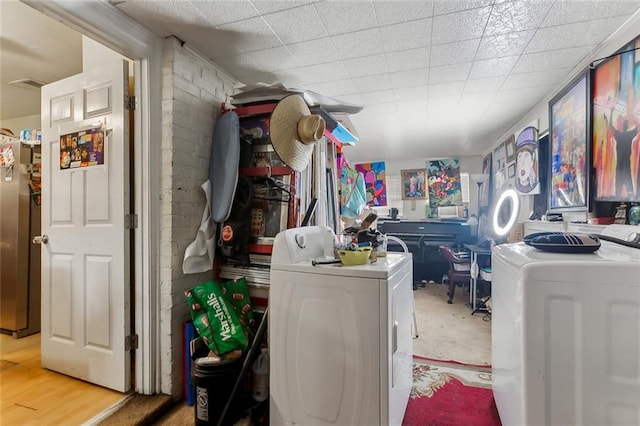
[159,36,237,397]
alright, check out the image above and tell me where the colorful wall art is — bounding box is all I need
[514,123,540,195]
[592,34,640,202]
[426,159,462,207]
[355,161,387,206]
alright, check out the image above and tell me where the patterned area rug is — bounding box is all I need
[403,356,501,426]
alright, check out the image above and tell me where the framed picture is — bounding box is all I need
[493,143,507,198]
[548,70,590,211]
[480,153,492,207]
[504,135,516,163]
[592,34,640,202]
[401,169,426,200]
[507,163,516,178]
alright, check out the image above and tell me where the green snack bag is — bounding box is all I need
[190,280,248,355]
[220,277,255,330]
[185,289,220,354]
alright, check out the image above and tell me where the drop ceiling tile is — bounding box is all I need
[433,0,494,16]
[494,85,553,104]
[215,17,282,52]
[188,30,245,58]
[303,79,359,97]
[261,4,327,44]
[314,1,378,35]
[394,85,429,101]
[285,38,338,66]
[250,0,314,15]
[246,45,301,71]
[192,1,259,26]
[458,91,496,109]
[502,68,572,91]
[276,67,311,85]
[363,102,398,116]
[430,38,480,67]
[379,19,432,52]
[115,0,209,37]
[342,54,389,78]
[396,99,429,116]
[359,89,395,104]
[463,76,506,94]
[331,28,386,60]
[484,0,552,36]
[372,0,434,25]
[427,94,461,114]
[212,53,259,77]
[390,68,430,88]
[468,56,519,79]
[302,61,350,83]
[429,62,472,84]
[524,21,599,54]
[431,7,491,44]
[385,47,430,72]
[428,81,465,98]
[476,30,535,60]
[541,0,640,27]
[512,46,592,73]
[353,74,393,93]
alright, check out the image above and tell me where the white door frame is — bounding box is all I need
[23,0,162,395]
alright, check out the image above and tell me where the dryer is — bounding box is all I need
[269,226,413,426]
[492,224,640,426]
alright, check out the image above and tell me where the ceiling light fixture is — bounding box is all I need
[8,78,45,89]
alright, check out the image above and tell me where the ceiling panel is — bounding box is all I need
[2,0,639,165]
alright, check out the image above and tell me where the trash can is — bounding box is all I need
[192,356,243,425]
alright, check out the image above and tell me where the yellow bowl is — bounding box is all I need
[338,247,372,266]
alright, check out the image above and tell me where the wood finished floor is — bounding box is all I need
[0,333,126,425]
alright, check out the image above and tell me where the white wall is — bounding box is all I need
[343,153,483,219]
[159,37,237,397]
[0,114,41,134]
[481,16,640,223]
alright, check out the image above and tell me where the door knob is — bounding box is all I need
[33,235,49,244]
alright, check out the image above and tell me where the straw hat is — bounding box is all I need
[269,95,326,172]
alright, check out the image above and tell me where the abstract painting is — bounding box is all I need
[592,34,640,202]
[355,161,387,206]
[426,159,462,207]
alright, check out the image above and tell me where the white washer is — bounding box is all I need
[492,224,640,426]
[269,226,413,426]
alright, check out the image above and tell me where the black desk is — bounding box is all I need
[379,220,477,284]
[463,244,492,314]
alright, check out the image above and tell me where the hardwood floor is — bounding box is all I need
[0,333,126,425]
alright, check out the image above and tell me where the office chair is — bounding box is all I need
[386,236,419,338]
[439,245,471,304]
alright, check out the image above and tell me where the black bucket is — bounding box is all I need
[192,357,242,425]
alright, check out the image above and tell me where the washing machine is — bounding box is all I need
[269,226,413,426]
[492,224,640,426]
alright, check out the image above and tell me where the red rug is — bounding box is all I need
[402,356,502,426]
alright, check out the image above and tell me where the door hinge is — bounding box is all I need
[125,214,138,229]
[125,95,136,110]
[125,334,139,351]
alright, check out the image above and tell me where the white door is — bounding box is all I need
[40,60,131,392]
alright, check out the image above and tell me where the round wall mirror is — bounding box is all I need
[493,189,519,237]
